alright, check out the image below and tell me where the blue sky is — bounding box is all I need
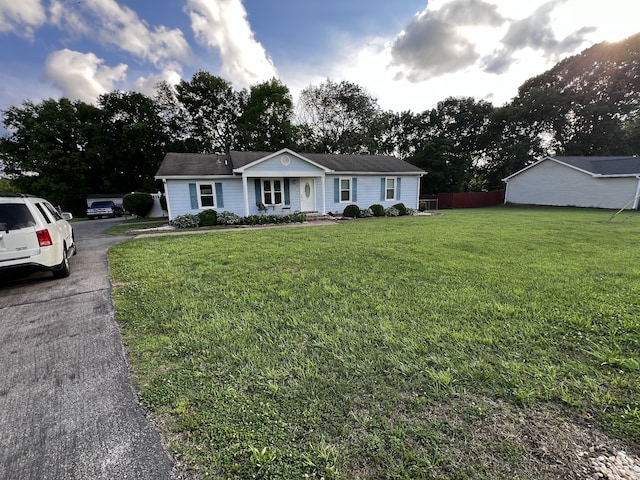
[0,0,637,118]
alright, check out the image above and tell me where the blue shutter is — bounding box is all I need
[380,178,386,201]
[215,182,224,208]
[254,179,262,205]
[352,178,357,202]
[189,183,198,209]
[397,178,402,200]
[334,178,339,203]
[284,179,290,205]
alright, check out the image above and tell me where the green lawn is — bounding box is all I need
[109,207,640,479]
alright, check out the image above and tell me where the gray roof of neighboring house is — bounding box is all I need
[554,156,640,175]
[156,151,424,177]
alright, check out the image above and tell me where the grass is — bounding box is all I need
[108,206,640,479]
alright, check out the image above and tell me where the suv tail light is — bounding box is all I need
[36,229,53,247]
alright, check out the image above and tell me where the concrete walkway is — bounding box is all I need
[0,218,175,479]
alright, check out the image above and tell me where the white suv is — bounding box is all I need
[0,193,76,279]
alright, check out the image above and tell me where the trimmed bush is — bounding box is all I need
[243,213,307,225]
[370,204,385,217]
[170,213,200,229]
[393,202,408,216]
[418,201,428,212]
[217,211,241,225]
[385,206,400,217]
[123,192,154,218]
[198,209,217,226]
[343,204,361,218]
[360,208,374,218]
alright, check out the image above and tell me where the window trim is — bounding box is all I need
[385,177,396,201]
[262,178,284,206]
[197,182,216,209]
[339,177,352,203]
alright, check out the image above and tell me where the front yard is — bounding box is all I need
[109,206,640,479]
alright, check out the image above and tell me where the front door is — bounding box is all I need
[300,178,315,212]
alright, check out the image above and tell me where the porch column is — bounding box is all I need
[633,176,640,209]
[242,175,250,216]
[320,176,326,214]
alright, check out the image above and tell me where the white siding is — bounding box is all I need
[505,160,639,209]
[324,175,421,214]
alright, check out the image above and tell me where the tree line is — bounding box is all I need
[2,33,640,216]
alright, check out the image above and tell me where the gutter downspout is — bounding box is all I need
[242,175,250,216]
[162,179,173,220]
[634,176,640,210]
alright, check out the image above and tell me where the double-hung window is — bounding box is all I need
[263,179,283,205]
[385,178,396,201]
[198,184,215,207]
[340,178,351,202]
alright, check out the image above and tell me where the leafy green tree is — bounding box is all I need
[296,79,384,154]
[236,78,298,151]
[406,97,494,193]
[0,98,102,215]
[0,178,18,192]
[97,91,168,192]
[176,71,242,153]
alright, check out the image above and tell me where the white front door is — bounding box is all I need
[300,178,315,212]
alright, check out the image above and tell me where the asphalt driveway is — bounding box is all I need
[0,218,175,479]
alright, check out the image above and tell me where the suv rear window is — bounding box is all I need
[0,204,37,231]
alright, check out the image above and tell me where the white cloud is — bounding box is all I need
[185,0,277,87]
[44,49,127,103]
[282,0,638,114]
[0,0,46,38]
[134,69,182,97]
[50,0,191,69]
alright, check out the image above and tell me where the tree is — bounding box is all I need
[236,78,297,151]
[406,97,494,193]
[175,71,242,153]
[97,91,169,192]
[0,98,103,215]
[296,79,383,154]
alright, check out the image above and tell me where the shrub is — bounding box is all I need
[406,208,418,216]
[343,204,361,218]
[385,206,400,217]
[244,213,307,225]
[360,208,374,218]
[170,213,200,229]
[198,209,217,226]
[123,192,154,218]
[393,202,407,216]
[217,211,241,225]
[370,204,385,217]
[419,201,428,211]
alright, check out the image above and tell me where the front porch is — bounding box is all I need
[241,176,327,217]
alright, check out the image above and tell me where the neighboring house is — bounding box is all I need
[155,149,425,220]
[503,156,640,209]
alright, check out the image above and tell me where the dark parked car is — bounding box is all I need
[87,201,123,219]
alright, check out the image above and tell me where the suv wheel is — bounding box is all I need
[52,244,71,278]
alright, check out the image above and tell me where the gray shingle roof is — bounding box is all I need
[156,152,233,176]
[156,150,424,177]
[554,156,640,175]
